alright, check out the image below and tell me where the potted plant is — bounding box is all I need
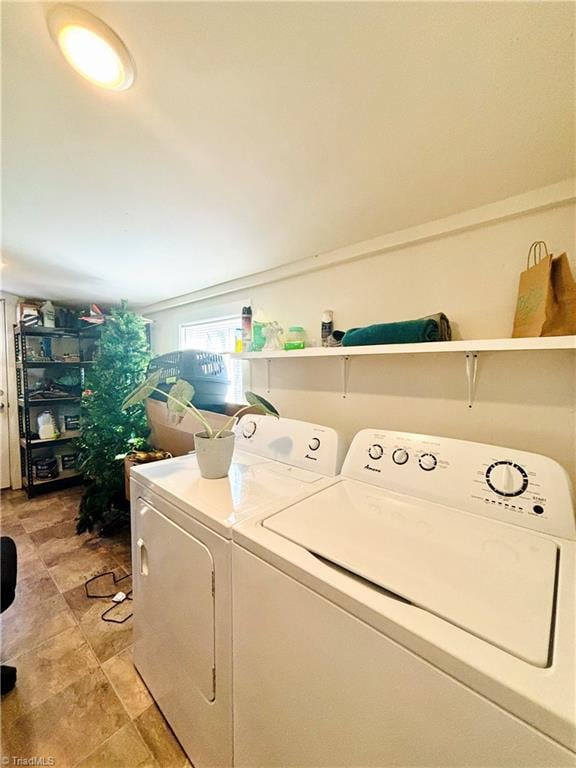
[122,372,279,479]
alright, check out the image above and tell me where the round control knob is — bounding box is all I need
[242,420,257,439]
[392,448,409,465]
[309,437,321,451]
[486,461,528,497]
[419,453,437,471]
[368,444,384,460]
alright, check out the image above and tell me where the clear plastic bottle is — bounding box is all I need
[41,300,56,328]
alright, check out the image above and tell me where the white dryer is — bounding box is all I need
[130,414,346,768]
[232,430,576,767]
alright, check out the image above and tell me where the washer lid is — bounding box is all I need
[263,481,558,667]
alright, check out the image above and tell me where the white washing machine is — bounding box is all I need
[130,414,346,768]
[232,429,576,767]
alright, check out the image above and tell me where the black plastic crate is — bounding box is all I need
[147,350,229,411]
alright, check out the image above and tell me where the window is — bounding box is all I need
[179,317,244,404]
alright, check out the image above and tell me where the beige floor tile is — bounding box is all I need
[0,521,40,572]
[17,553,52,583]
[77,602,134,663]
[18,497,78,534]
[102,647,153,719]
[30,519,106,568]
[0,493,23,522]
[48,546,121,592]
[135,704,189,768]
[75,722,157,768]
[63,574,133,662]
[4,668,129,768]
[0,593,75,662]
[2,492,54,515]
[1,626,99,726]
[97,526,132,559]
[14,569,60,608]
[0,519,31,542]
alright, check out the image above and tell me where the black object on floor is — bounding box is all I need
[1,665,16,695]
[84,571,133,624]
[1,536,18,695]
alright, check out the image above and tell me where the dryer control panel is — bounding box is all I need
[342,430,575,539]
[234,414,347,478]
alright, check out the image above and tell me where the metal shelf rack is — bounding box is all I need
[14,323,97,497]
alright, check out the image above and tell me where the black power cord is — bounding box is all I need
[84,571,133,624]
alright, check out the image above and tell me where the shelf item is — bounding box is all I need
[23,469,82,489]
[19,397,81,407]
[231,335,576,359]
[14,325,80,337]
[14,324,92,497]
[234,335,576,407]
[16,360,93,368]
[21,432,81,448]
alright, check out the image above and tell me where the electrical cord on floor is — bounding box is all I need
[84,571,133,624]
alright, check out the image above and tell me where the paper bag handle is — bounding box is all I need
[527,241,550,269]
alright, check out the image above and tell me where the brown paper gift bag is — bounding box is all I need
[543,253,576,336]
[512,241,576,337]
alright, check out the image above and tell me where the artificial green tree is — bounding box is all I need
[76,303,150,534]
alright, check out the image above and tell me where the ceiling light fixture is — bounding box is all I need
[47,5,135,91]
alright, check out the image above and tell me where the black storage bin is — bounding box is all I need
[147,350,230,412]
[33,457,59,480]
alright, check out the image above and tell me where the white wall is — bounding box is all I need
[147,195,576,478]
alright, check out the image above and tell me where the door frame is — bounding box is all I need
[0,295,21,489]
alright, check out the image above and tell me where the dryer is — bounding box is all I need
[130,414,346,768]
[232,430,576,767]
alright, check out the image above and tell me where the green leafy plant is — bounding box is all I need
[122,373,278,437]
[76,304,150,534]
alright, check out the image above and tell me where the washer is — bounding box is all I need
[232,429,576,767]
[130,414,346,768]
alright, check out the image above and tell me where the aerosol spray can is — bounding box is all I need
[321,310,334,347]
[241,306,253,352]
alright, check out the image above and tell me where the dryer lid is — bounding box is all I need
[263,480,558,667]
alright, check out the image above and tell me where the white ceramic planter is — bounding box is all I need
[194,431,235,479]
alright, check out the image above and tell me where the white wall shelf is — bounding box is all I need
[232,336,575,407]
[231,335,576,360]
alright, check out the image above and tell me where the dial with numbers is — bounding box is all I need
[486,461,529,497]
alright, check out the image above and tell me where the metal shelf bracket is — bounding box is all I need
[342,356,351,399]
[465,352,479,409]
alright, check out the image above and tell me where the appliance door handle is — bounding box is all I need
[137,538,149,576]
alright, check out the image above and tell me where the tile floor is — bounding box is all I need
[0,487,191,768]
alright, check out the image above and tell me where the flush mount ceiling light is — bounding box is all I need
[47,5,135,91]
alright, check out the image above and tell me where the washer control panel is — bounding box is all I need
[342,429,575,539]
[234,414,347,477]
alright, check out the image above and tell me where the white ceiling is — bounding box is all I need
[2,1,574,306]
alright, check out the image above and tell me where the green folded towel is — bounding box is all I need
[342,313,452,347]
